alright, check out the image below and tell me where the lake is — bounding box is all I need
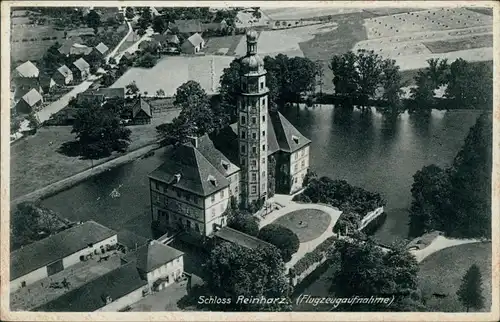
[41,106,482,244]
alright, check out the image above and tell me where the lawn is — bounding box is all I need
[204,35,243,56]
[9,121,168,200]
[423,34,493,54]
[418,242,492,312]
[273,209,331,242]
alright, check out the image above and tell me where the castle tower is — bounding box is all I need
[238,30,269,209]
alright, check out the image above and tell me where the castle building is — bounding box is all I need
[148,30,311,239]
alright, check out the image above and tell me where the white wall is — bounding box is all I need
[146,256,184,287]
[204,187,230,235]
[10,266,48,293]
[96,287,145,312]
[289,145,310,193]
[62,235,118,268]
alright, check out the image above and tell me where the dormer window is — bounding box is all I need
[174,173,181,183]
[292,135,299,144]
[208,175,218,187]
[221,160,229,171]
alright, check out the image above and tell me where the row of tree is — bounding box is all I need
[409,113,492,238]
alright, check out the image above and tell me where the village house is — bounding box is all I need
[58,37,84,56]
[15,88,43,114]
[92,42,109,58]
[122,240,184,292]
[10,221,117,293]
[13,77,43,101]
[149,31,311,240]
[76,87,125,107]
[171,19,203,36]
[70,43,93,56]
[53,65,73,86]
[181,33,205,54]
[13,60,39,78]
[71,57,91,82]
[131,97,152,124]
[152,34,180,54]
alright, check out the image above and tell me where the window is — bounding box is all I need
[251,186,257,194]
[241,131,246,139]
[211,208,216,217]
[262,171,266,178]
[251,159,257,167]
[252,132,257,139]
[186,194,191,202]
[186,220,191,229]
[252,117,257,124]
[262,115,265,122]
[262,157,266,164]
[155,181,159,190]
[220,203,224,213]
[235,186,238,193]
[193,196,198,204]
[241,115,246,125]
[252,146,257,154]
[220,190,225,198]
[176,190,181,197]
[294,177,298,183]
[241,145,246,153]
[251,173,257,181]
[294,164,298,172]
[262,130,265,136]
[262,97,266,105]
[241,159,246,166]
[176,258,180,263]
[301,149,304,157]
[221,217,226,225]
[211,194,215,202]
[301,160,305,168]
[21,281,26,288]
[195,223,200,232]
[260,81,264,89]
[262,144,266,151]
[262,183,265,191]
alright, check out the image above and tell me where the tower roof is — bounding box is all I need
[241,29,264,75]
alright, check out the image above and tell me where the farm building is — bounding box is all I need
[93,42,110,57]
[172,19,203,35]
[77,87,125,106]
[33,262,147,312]
[13,77,43,101]
[70,43,93,56]
[121,240,184,292]
[15,88,43,114]
[117,230,149,252]
[71,58,91,81]
[152,34,180,52]
[131,97,152,124]
[181,33,205,54]
[13,61,39,78]
[10,221,117,293]
[58,37,84,56]
[53,65,73,85]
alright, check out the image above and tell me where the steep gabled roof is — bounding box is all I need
[56,65,72,77]
[15,61,39,78]
[269,110,311,153]
[58,37,84,55]
[196,134,240,177]
[173,19,202,34]
[33,262,146,312]
[72,57,90,71]
[94,42,109,55]
[149,144,230,197]
[132,98,152,118]
[267,114,280,155]
[21,88,43,107]
[186,33,204,47]
[70,43,93,56]
[135,241,183,273]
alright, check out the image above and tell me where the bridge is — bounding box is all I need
[358,206,385,231]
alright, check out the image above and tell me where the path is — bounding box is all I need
[11,142,160,207]
[106,20,133,64]
[410,235,484,263]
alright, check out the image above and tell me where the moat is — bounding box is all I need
[41,106,483,244]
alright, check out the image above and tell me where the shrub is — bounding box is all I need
[292,236,336,276]
[227,211,259,237]
[258,224,300,262]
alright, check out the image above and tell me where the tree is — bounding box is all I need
[136,52,156,68]
[378,58,404,120]
[203,242,291,311]
[126,81,140,96]
[138,7,152,30]
[408,164,451,237]
[108,57,116,65]
[156,89,165,97]
[330,51,360,106]
[355,49,383,110]
[86,10,101,31]
[71,101,131,163]
[137,28,146,36]
[125,7,135,19]
[258,224,300,262]
[227,210,259,236]
[445,59,492,109]
[457,264,485,312]
[10,109,21,134]
[219,59,243,121]
[152,15,166,33]
[26,112,40,130]
[332,239,425,311]
[42,42,64,72]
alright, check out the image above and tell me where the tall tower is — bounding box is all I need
[238,30,269,210]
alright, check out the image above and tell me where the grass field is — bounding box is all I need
[272,209,331,242]
[423,34,493,54]
[11,25,66,63]
[204,35,243,56]
[418,242,492,312]
[262,8,363,20]
[9,119,174,200]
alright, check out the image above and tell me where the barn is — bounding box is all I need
[10,221,117,293]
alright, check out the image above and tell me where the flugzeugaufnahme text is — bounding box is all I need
[296,294,395,307]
